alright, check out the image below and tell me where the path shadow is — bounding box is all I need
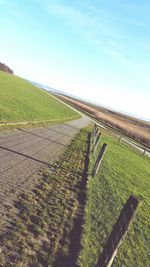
[45,127,77,138]
[19,127,83,143]
[17,128,69,147]
[61,122,81,130]
[0,145,54,167]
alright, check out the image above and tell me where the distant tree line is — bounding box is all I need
[0,62,13,74]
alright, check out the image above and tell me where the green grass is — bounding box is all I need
[1,121,149,266]
[0,127,89,267]
[0,71,80,125]
[78,129,150,267]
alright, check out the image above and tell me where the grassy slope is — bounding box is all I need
[79,130,150,267]
[0,71,80,124]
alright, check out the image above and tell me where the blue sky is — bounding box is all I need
[0,0,150,120]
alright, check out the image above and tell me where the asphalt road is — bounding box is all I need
[0,116,89,233]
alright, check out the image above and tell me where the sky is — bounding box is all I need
[0,0,150,121]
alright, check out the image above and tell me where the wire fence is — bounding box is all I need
[1,123,149,266]
[90,124,150,267]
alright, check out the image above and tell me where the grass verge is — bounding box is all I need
[78,127,150,267]
[0,116,80,133]
[1,124,149,267]
[0,127,89,267]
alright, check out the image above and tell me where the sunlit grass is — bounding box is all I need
[0,128,89,267]
[79,130,150,267]
[0,71,80,125]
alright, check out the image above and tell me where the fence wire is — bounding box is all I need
[91,125,150,267]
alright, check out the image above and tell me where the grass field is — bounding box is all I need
[78,128,150,267]
[0,71,80,125]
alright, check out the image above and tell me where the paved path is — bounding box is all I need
[0,116,89,232]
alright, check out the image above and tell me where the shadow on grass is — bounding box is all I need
[53,132,91,267]
[0,127,91,267]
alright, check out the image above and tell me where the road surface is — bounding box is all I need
[0,116,89,233]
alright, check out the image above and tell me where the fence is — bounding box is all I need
[90,113,150,158]
[91,124,107,176]
[95,195,139,267]
[90,123,150,267]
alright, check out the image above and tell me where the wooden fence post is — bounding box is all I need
[96,195,140,267]
[92,134,101,154]
[118,136,122,145]
[95,127,100,137]
[92,132,98,149]
[92,143,107,177]
[92,124,97,143]
[143,149,146,157]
